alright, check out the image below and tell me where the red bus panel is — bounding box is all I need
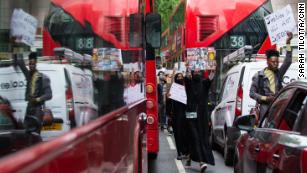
[145,60,159,154]
[0,101,146,173]
[185,0,268,48]
[51,0,139,49]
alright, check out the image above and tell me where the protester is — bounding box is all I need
[15,52,52,133]
[94,71,125,115]
[250,32,293,120]
[157,71,167,130]
[165,72,175,134]
[185,69,215,172]
[169,72,188,160]
[165,97,173,134]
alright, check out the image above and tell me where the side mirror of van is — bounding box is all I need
[129,13,144,48]
[233,114,256,132]
[145,13,161,48]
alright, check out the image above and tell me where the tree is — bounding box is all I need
[155,0,180,31]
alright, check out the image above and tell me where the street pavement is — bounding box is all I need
[148,129,233,173]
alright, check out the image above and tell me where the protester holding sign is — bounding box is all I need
[157,71,167,130]
[250,32,293,120]
[184,69,215,172]
[15,52,52,134]
[168,73,188,160]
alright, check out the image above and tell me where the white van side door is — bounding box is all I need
[0,66,27,122]
[216,72,240,127]
[67,66,97,126]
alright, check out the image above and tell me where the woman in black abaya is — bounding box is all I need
[185,69,215,172]
[170,73,188,160]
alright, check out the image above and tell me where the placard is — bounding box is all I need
[174,62,187,74]
[93,48,123,71]
[264,5,296,45]
[10,9,38,46]
[186,47,216,70]
[169,83,187,104]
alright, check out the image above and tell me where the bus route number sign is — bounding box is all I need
[230,35,246,48]
[76,37,94,50]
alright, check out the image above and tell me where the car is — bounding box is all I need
[0,48,98,140]
[234,80,307,173]
[0,96,41,157]
[210,58,298,165]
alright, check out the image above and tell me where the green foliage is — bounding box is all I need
[155,0,180,31]
[169,3,184,33]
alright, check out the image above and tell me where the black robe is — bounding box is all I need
[185,76,215,165]
[169,74,189,156]
[171,97,188,156]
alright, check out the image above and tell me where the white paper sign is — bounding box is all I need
[10,9,38,46]
[174,62,186,74]
[264,5,296,45]
[169,83,187,104]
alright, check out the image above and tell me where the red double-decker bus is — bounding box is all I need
[0,0,160,172]
[163,0,274,84]
[42,0,160,158]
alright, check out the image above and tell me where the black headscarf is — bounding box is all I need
[174,73,184,85]
[191,71,203,102]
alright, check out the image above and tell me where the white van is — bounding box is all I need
[210,60,298,165]
[0,62,98,140]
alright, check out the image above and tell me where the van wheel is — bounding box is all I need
[224,135,233,166]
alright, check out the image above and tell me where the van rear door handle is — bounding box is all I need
[75,102,85,104]
[227,101,235,103]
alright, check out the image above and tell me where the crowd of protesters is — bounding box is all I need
[157,66,216,173]
[156,32,294,173]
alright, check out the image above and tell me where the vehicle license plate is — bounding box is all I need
[42,123,63,131]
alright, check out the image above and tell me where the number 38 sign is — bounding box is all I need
[230,35,246,48]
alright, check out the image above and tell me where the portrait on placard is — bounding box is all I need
[94,48,123,71]
[186,47,216,71]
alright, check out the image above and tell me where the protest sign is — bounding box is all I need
[174,62,187,74]
[94,48,123,71]
[186,47,216,71]
[123,62,141,73]
[169,83,187,104]
[10,9,38,46]
[177,62,187,73]
[264,5,296,45]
